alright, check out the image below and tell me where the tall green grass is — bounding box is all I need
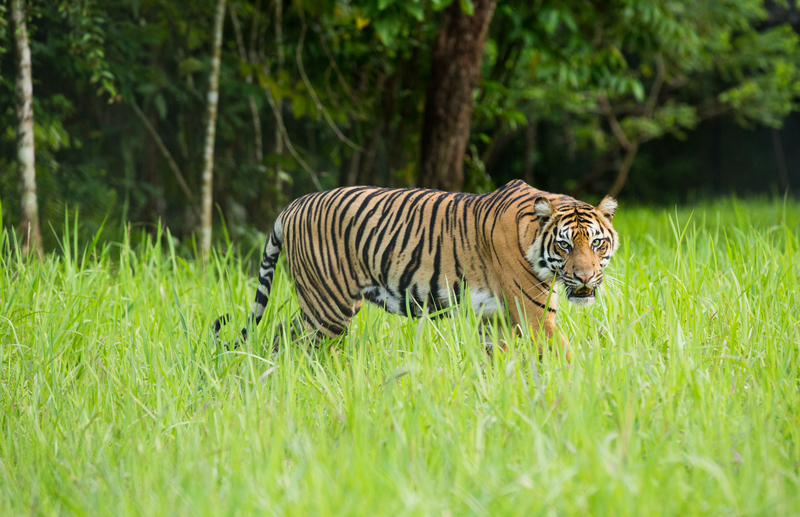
[1,199,799,515]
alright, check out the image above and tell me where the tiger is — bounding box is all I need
[212,179,619,356]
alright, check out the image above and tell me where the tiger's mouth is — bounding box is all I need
[566,286,596,304]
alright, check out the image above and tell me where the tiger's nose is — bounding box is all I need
[575,273,593,284]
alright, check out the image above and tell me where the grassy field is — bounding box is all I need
[1,199,799,516]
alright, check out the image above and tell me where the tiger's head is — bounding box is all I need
[526,196,619,306]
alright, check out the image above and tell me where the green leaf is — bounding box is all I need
[431,0,454,10]
[631,79,645,102]
[291,94,308,119]
[154,93,167,120]
[459,0,474,16]
[264,153,296,170]
[378,0,395,10]
[543,9,559,34]
[178,57,204,77]
[374,17,399,47]
[403,2,425,22]
[561,10,577,32]
[505,109,527,128]
[238,60,250,79]
[278,171,294,185]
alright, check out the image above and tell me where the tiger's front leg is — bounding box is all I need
[504,288,572,362]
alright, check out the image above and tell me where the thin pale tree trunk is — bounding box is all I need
[418,0,496,192]
[12,0,42,258]
[199,0,226,259]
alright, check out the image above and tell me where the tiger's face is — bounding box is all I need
[527,196,619,306]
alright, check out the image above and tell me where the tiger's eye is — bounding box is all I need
[558,240,571,251]
[592,238,603,248]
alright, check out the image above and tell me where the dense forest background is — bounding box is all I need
[1,0,799,252]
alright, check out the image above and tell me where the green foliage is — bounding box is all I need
[717,23,800,127]
[0,0,798,247]
[0,2,8,56]
[475,0,800,191]
[57,0,119,100]
[1,202,800,513]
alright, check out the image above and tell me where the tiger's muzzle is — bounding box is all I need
[561,272,602,305]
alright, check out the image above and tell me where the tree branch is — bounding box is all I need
[598,91,634,151]
[607,141,639,198]
[599,93,639,197]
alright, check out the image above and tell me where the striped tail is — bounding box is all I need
[212,217,284,346]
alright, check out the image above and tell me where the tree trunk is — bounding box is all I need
[418,0,496,192]
[12,0,42,258]
[199,0,226,259]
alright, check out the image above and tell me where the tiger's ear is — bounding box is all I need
[596,196,617,220]
[534,197,555,222]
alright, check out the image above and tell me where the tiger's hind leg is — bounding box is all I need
[276,315,351,354]
[287,282,362,352]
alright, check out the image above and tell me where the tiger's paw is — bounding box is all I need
[482,329,496,356]
[558,332,573,364]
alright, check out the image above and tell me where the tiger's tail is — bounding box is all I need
[212,217,284,346]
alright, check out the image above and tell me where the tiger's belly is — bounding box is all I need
[360,284,503,320]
